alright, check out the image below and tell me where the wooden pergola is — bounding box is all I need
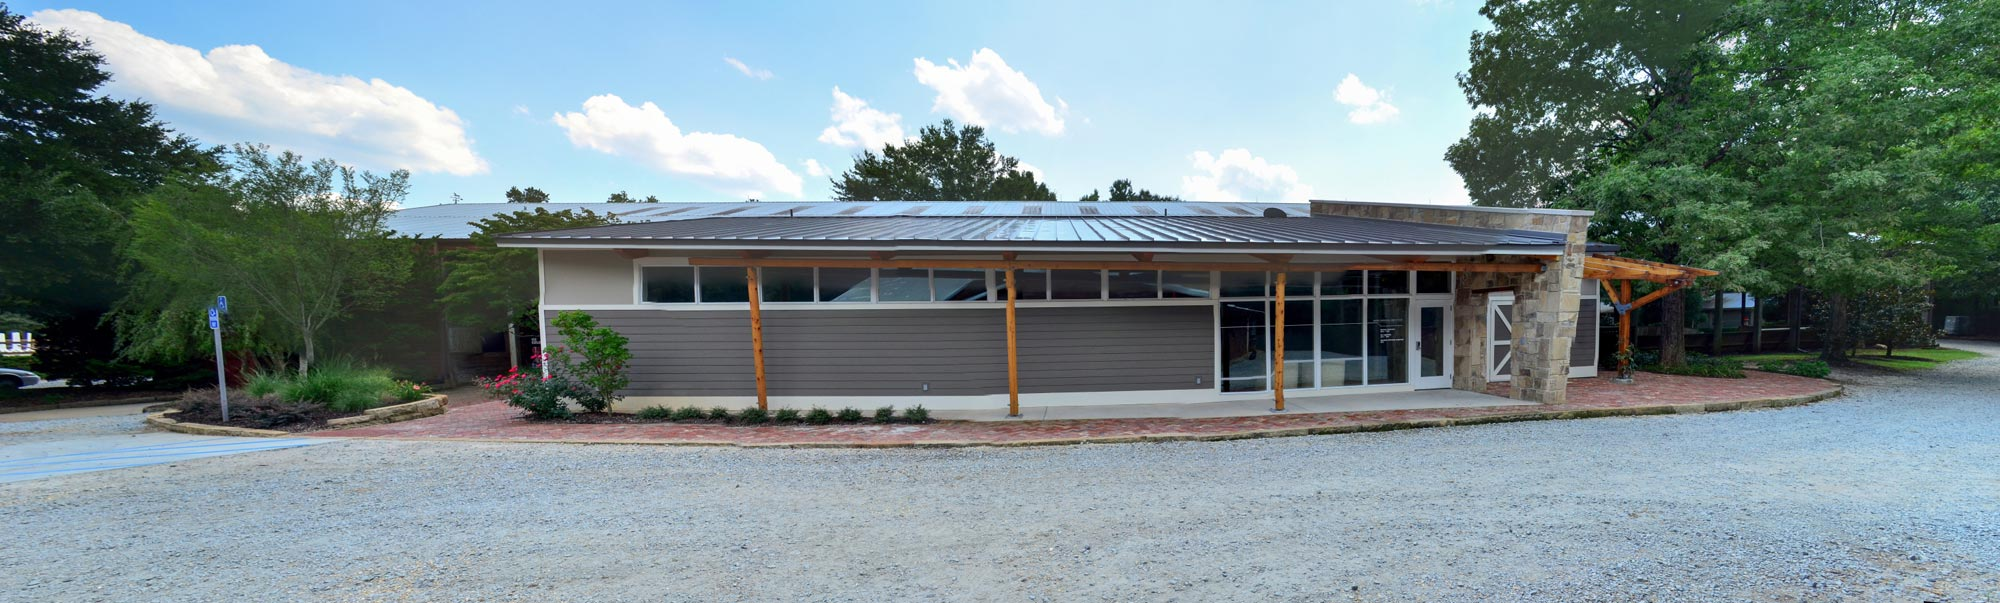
[1584,254,1721,379]
[688,253,1552,415]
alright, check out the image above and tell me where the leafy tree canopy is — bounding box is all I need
[436,208,616,330]
[504,186,550,203]
[832,119,1056,201]
[607,191,660,203]
[1079,179,1179,202]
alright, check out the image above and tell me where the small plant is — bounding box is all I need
[394,380,433,403]
[1643,354,1746,379]
[1761,359,1832,379]
[873,406,897,423]
[636,406,672,420]
[901,405,930,423]
[503,373,587,420]
[773,408,802,423]
[545,311,632,413]
[670,406,707,421]
[707,406,733,420]
[804,407,834,425]
[736,407,769,424]
[836,407,864,422]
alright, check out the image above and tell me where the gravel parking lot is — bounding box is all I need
[3,342,1996,602]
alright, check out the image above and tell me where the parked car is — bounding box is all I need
[0,367,42,389]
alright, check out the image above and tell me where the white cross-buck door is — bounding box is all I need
[1487,293,1514,382]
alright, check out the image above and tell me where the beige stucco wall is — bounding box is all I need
[543,250,633,305]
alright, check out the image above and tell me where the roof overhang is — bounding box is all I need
[497,240,1571,257]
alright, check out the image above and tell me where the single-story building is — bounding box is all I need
[496,199,1710,414]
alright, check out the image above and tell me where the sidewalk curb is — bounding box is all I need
[322,384,1844,449]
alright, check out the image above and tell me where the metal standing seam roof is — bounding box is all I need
[495,214,1570,249]
[385,201,1315,240]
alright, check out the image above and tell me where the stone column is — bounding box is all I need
[1451,273,1489,392]
[1507,216,1588,404]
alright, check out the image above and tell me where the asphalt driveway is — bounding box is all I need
[1,342,1995,602]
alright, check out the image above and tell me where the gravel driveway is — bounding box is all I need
[3,342,1996,602]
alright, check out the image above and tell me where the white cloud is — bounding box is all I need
[28,9,486,175]
[913,48,1065,136]
[723,57,773,80]
[802,158,831,178]
[1334,74,1401,125]
[1012,161,1043,180]
[816,87,906,150]
[1180,149,1315,202]
[553,94,802,198]
[512,105,531,116]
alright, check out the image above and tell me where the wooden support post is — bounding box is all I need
[1618,281,1633,379]
[746,267,768,410]
[1005,268,1020,418]
[1273,271,1286,412]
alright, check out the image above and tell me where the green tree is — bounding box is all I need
[504,186,550,203]
[546,310,630,413]
[832,119,1056,201]
[1079,179,1179,202]
[607,191,659,203]
[0,6,212,380]
[436,208,616,330]
[117,145,411,375]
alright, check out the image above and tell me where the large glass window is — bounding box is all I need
[932,269,988,301]
[818,268,872,302]
[1050,270,1101,300]
[1321,270,1363,296]
[1107,270,1159,299]
[1283,272,1314,297]
[1015,269,1050,300]
[1416,271,1452,294]
[1279,300,1315,389]
[1219,301,1268,392]
[1369,271,1411,295]
[1161,271,1211,298]
[1367,299,1409,384]
[699,267,749,303]
[1219,272,1266,298]
[877,268,930,302]
[1319,299,1365,386]
[760,268,814,302]
[641,266,695,304]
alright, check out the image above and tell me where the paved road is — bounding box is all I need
[1,342,1995,602]
[0,410,321,483]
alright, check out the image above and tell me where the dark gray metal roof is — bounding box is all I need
[389,201,1312,239]
[496,215,1568,251]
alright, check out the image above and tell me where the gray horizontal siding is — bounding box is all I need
[1017,306,1212,394]
[550,305,1214,398]
[1572,298,1599,368]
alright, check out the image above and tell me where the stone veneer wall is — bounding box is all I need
[1311,201,1590,404]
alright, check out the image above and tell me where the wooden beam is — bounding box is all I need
[1618,280,1633,378]
[1627,280,1686,311]
[1004,269,1020,418]
[739,250,771,259]
[869,251,895,261]
[1252,253,1293,264]
[686,256,1551,274]
[1273,271,1286,412]
[1130,252,1154,262]
[746,267,768,410]
[1001,252,1018,261]
[1599,279,1624,305]
[613,248,648,260]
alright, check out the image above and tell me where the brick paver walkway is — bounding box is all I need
[319,371,1840,447]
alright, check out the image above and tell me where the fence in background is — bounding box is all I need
[2,332,34,356]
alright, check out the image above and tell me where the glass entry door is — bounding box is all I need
[1414,300,1452,389]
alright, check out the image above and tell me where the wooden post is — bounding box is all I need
[1273,272,1286,412]
[1005,268,1020,417]
[746,267,768,410]
[1619,281,1633,378]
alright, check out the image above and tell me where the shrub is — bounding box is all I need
[393,380,433,403]
[804,407,834,425]
[503,373,586,420]
[546,311,632,413]
[244,370,286,398]
[836,407,864,422]
[0,355,35,371]
[707,406,733,420]
[773,408,802,423]
[170,388,316,429]
[244,361,402,413]
[1762,359,1832,379]
[736,407,769,424]
[636,406,672,420]
[901,405,930,423]
[873,406,897,423]
[1643,354,1745,379]
[670,406,707,421]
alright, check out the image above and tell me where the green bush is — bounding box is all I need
[243,361,404,412]
[873,406,897,423]
[392,379,433,403]
[804,407,834,425]
[707,406,733,420]
[736,407,768,424]
[506,374,586,420]
[1643,354,1746,379]
[546,311,631,413]
[670,406,707,421]
[901,405,930,423]
[836,407,864,422]
[636,406,672,420]
[0,355,34,371]
[1761,359,1832,379]
[773,408,802,423]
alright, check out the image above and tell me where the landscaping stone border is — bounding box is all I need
[334,385,1842,449]
[146,394,448,438]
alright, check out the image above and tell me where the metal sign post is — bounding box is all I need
[210,297,229,422]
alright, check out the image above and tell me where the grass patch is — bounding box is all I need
[1728,347,1982,372]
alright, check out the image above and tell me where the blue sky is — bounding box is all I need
[20,0,1491,208]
